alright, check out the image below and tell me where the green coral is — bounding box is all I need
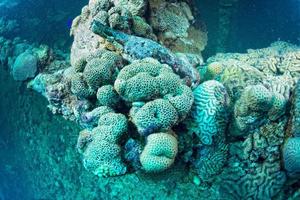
[189,80,229,145]
[70,50,123,98]
[164,85,194,120]
[80,111,128,177]
[114,58,173,102]
[73,57,87,72]
[268,92,286,121]
[283,137,300,173]
[243,85,273,112]
[219,63,264,101]
[140,132,178,173]
[132,99,178,136]
[96,85,120,108]
[70,73,94,98]
[83,140,127,177]
[194,138,228,184]
[115,58,193,135]
[218,160,286,199]
[233,84,287,135]
[83,58,114,90]
[80,106,114,127]
[95,112,128,142]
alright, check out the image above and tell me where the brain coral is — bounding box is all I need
[233,84,287,135]
[114,58,174,102]
[131,99,178,136]
[190,80,229,145]
[83,139,127,177]
[115,58,194,135]
[283,137,300,173]
[193,137,228,183]
[80,106,114,128]
[70,73,94,98]
[79,111,128,177]
[96,85,120,108]
[83,58,114,90]
[70,49,123,98]
[140,132,178,173]
[219,160,286,199]
[291,79,300,137]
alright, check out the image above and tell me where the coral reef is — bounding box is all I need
[1,0,300,198]
[114,58,193,136]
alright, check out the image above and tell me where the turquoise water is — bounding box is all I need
[1,0,300,199]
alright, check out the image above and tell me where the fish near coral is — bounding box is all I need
[91,20,200,88]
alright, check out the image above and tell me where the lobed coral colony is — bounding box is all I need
[1,0,300,199]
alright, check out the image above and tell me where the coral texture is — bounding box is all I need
[233,84,286,136]
[140,132,178,172]
[114,58,194,135]
[283,137,300,173]
[79,111,128,177]
[190,80,229,145]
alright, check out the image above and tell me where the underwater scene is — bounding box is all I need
[0,0,300,199]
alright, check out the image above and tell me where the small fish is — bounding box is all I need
[67,18,73,29]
